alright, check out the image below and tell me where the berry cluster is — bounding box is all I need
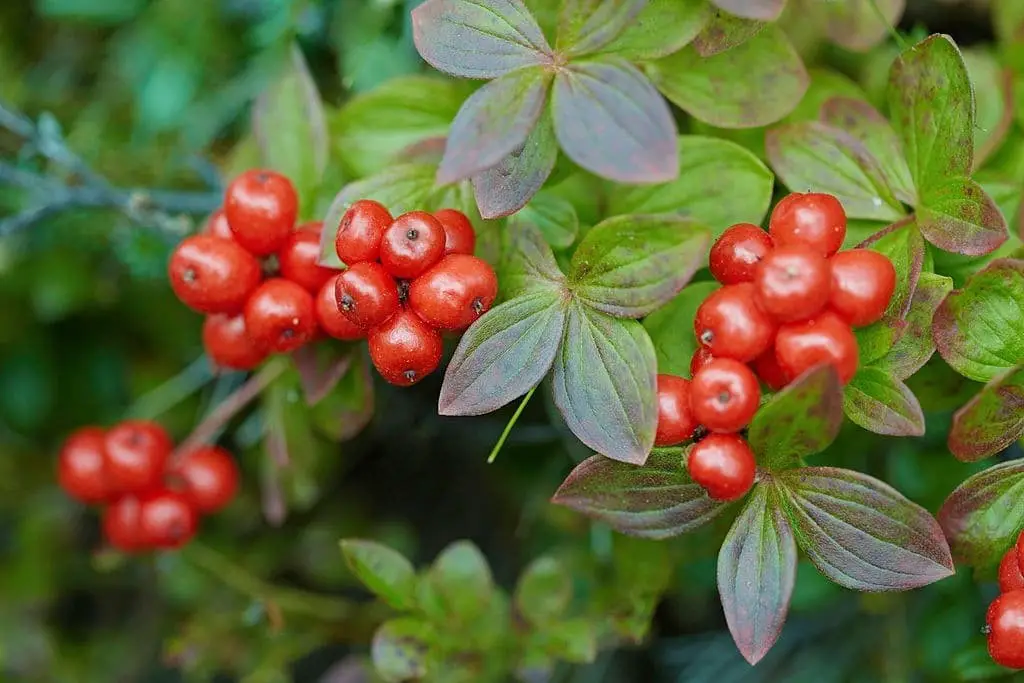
[989,531,1024,669]
[331,200,497,386]
[57,421,238,552]
[654,192,897,502]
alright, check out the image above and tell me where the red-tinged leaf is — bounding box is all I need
[472,107,557,218]
[875,272,953,380]
[691,10,764,57]
[437,67,551,184]
[411,0,554,79]
[842,367,925,437]
[916,177,1009,256]
[709,0,784,21]
[550,450,728,538]
[291,345,355,406]
[777,468,955,591]
[556,0,647,57]
[499,222,567,299]
[718,484,796,665]
[551,57,678,183]
[947,365,1024,462]
[820,0,905,52]
[937,459,1024,567]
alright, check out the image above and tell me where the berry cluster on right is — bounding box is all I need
[654,192,897,502]
[989,531,1024,669]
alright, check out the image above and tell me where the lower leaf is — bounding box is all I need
[371,618,433,683]
[937,459,1024,567]
[843,367,926,437]
[947,365,1024,461]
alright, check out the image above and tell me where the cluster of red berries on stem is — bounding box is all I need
[989,531,1024,669]
[654,192,897,502]
[57,421,238,552]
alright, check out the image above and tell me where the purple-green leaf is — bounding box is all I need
[937,459,1024,567]
[709,0,784,21]
[472,107,557,218]
[499,222,566,298]
[411,0,554,79]
[916,177,1009,256]
[947,365,1024,462]
[875,272,953,379]
[642,281,720,377]
[601,0,710,61]
[717,483,796,665]
[550,449,728,538]
[777,467,955,590]
[842,367,925,437]
[341,539,418,610]
[552,57,678,183]
[820,0,905,52]
[556,0,647,57]
[691,10,764,56]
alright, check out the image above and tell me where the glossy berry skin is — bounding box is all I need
[689,358,761,433]
[690,347,714,378]
[752,348,789,391]
[103,420,172,495]
[103,496,146,552]
[368,310,443,386]
[380,211,446,279]
[202,314,266,371]
[987,591,1024,669]
[769,192,847,257]
[709,223,774,285]
[434,208,476,255]
[999,549,1024,593]
[224,169,298,256]
[335,199,393,266]
[168,235,262,314]
[654,375,698,446]
[279,222,338,293]
[694,283,776,363]
[409,255,498,331]
[754,245,831,323]
[244,278,318,354]
[686,433,756,502]
[316,275,365,340]
[335,262,400,329]
[138,489,199,550]
[775,310,859,385]
[205,208,234,240]
[58,427,110,504]
[1017,530,1024,578]
[828,249,897,327]
[170,446,239,514]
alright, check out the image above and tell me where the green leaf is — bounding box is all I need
[340,540,418,611]
[310,352,375,442]
[509,190,579,250]
[606,136,774,234]
[500,222,568,298]
[777,467,955,590]
[819,0,905,52]
[916,177,1009,256]
[600,0,710,60]
[717,484,796,665]
[784,69,867,124]
[947,365,1024,462]
[962,48,1013,167]
[472,107,558,219]
[643,281,720,377]
[371,618,432,682]
[710,0,783,21]
[691,10,765,57]
[568,215,710,318]
[747,365,844,471]
[937,459,1024,567]
[874,272,953,379]
[551,450,728,538]
[543,618,597,664]
[556,0,647,57]
[422,541,494,622]
[933,258,1024,382]
[646,26,808,129]
[514,557,572,626]
[551,304,658,464]
[842,367,925,437]
[603,536,673,642]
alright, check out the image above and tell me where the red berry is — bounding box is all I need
[168,235,262,314]
[57,426,110,504]
[103,496,146,552]
[380,211,446,279]
[224,169,298,256]
[999,549,1024,594]
[409,254,498,331]
[202,314,266,371]
[694,283,776,363]
[103,420,172,495]
[170,446,239,514]
[987,591,1024,669]
[828,249,897,327]
[434,208,477,255]
[654,375,698,446]
[775,310,859,385]
[335,199,393,266]
[335,262,400,329]
[686,433,756,501]
[1017,530,1024,578]
[709,223,774,285]
[138,489,199,550]
[204,208,234,240]
[690,347,715,378]
[689,358,761,433]
[754,245,831,323]
[368,310,443,386]
[769,192,847,257]
[244,278,318,354]
[316,275,365,340]
[752,348,789,391]
[279,222,338,293]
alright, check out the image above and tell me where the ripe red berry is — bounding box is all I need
[987,591,1024,669]
[279,222,338,293]
[103,420,172,495]
[335,262,400,329]
[368,310,443,386]
[138,489,199,550]
[335,199,393,266]
[689,358,761,433]
[828,249,897,327]
[103,496,146,552]
[999,549,1024,593]
[170,446,239,514]
[690,347,715,378]
[202,314,266,371]
[775,310,859,385]
[709,223,774,285]
[686,433,756,502]
[57,426,110,504]
[168,235,262,314]
[434,208,477,255]
[204,208,234,240]
[409,254,498,331]
[754,245,831,323]
[752,348,789,391]
[244,278,318,354]
[1017,530,1024,578]
[224,169,298,256]
[694,283,776,363]
[769,192,847,257]
[316,275,365,340]
[655,375,698,446]
[380,211,446,279]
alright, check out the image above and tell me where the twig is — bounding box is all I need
[128,356,214,421]
[487,386,537,463]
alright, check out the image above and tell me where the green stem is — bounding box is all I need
[128,356,213,421]
[868,0,907,50]
[487,385,536,463]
